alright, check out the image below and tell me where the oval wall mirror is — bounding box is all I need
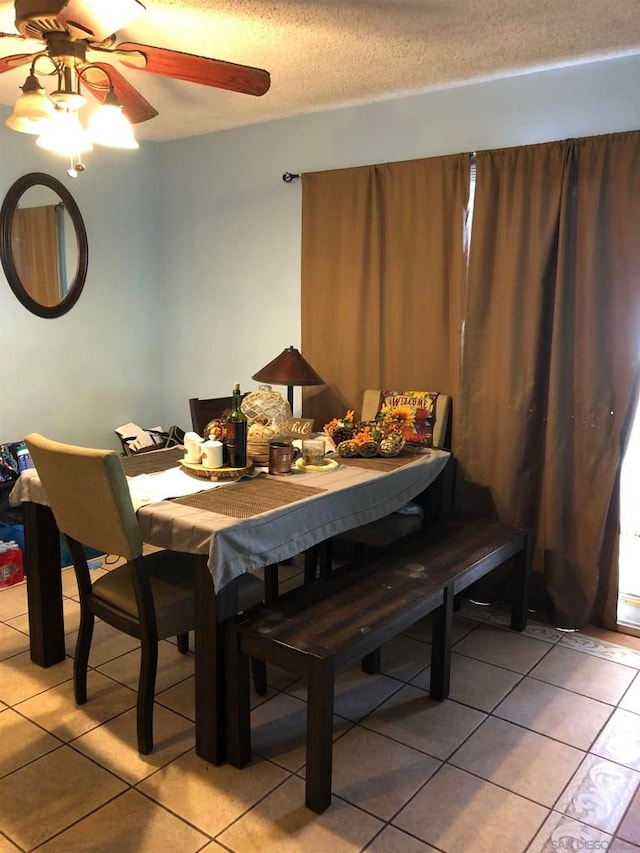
[0,172,88,318]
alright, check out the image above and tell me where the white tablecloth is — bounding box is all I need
[10,450,450,592]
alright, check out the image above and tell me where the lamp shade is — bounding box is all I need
[252,346,324,410]
[252,346,324,388]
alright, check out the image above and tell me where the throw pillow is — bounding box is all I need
[375,391,439,451]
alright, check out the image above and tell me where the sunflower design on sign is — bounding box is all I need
[376,391,439,451]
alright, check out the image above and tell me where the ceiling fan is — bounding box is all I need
[0,0,271,125]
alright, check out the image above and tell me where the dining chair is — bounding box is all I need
[189,396,236,436]
[25,432,267,755]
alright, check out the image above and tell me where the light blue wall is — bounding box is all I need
[157,54,640,426]
[1,53,639,446]
[0,119,163,448]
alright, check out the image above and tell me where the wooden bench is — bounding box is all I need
[225,518,531,813]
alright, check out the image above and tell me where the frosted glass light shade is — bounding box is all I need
[87,103,138,149]
[5,88,57,135]
[37,112,93,156]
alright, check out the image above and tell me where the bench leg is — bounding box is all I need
[361,648,381,674]
[225,623,252,768]
[430,586,454,701]
[264,564,279,604]
[304,545,319,584]
[510,533,531,632]
[305,656,335,813]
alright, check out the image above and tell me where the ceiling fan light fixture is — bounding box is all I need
[49,89,87,112]
[4,72,57,135]
[87,97,138,149]
[37,110,93,156]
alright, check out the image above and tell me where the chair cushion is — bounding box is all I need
[91,550,265,639]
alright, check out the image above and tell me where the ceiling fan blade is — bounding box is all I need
[0,52,33,75]
[81,62,158,124]
[116,42,271,96]
[58,0,145,42]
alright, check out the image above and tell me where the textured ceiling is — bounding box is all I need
[1,0,639,142]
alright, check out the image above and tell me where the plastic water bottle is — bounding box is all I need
[0,540,24,587]
[16,444,34,473]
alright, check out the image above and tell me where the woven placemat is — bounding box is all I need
[173,477,326,518]
[122,446,184,476]
[333,452,422,472]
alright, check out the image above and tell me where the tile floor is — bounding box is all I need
[1,562,640,852]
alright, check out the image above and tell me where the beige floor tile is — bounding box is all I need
[287,667,403,722]
[0,708,61,777]
[618,785,640,845]
[377,634,433,683]
[16,670,136,740]
[0,622,30,661]
[0,650,74,706]
[73,704,194,783]
[621,674,640,715]
[450,716,584,806]
[609,840,640,852]
[217,775,384,852]
[37,788,208,852]
[0,583,27,622]
[494,677,614,749]
[64,618,141,665]
[250,692,351,772]
[411,652,522,711]
[157,674,196,720]
[591,708,640,770]
[137,748,289,837]
[364,825,439,851]
[326,725,440,819]
[0,833,21,852]
[393,764,547,852]
[453,623,552,673]
[0,745,126,849]
[559,634,640,668]
[362,685,485,759]
[555,754,640,833]
[199,844,228,851]
[96,639,195,692]
[529,645,637,704]
[527,812,613,853]
[7,596,81,637]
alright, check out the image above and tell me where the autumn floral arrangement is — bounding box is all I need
[324,409,405,458]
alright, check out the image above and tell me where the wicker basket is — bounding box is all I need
[246,421,279,464]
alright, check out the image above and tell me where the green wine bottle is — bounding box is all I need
[226,382,248,468]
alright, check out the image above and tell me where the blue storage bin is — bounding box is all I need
[0,522,103,570]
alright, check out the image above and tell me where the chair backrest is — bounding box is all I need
[189,397,235,436]
[360,391,452,450]
[25,433,143,560]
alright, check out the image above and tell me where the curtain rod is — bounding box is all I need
[283,154,476,184]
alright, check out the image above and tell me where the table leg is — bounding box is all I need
[194,555,240,765]
[23,501,65,667]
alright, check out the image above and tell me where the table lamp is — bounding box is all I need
[252,346,325,410]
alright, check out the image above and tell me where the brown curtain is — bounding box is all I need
[11,205,61,307]
[301,156,470,426]
[458,131,640,628]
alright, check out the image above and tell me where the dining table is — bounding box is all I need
[10,443,450,765]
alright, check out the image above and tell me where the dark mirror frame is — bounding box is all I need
[0,172,88,319]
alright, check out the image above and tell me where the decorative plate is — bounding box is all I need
[293,457,339,473]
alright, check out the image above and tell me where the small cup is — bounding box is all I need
[302,437,325,467]
[183,432,203,464]
[201,439,223,469]
[268,441,300,475]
